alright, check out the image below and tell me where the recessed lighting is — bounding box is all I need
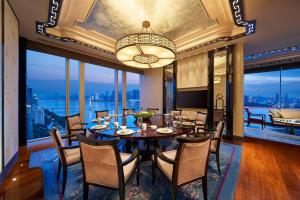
[12,178,17,182]
[20,163,23,167]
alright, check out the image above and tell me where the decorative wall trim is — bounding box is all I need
[245,45,300,62]
[35,0,114,55]
[229,0,256,35]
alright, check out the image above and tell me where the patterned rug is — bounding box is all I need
[29,143,241,200]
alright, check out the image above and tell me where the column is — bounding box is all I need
[233,43,244,137]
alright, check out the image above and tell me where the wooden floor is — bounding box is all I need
[0,137,300,200]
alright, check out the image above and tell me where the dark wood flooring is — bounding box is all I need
[0,137,300,200]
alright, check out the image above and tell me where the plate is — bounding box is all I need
[91,125,107,130]
[182,122,195,126]
[157,128,173,134]
[117,129,134,135]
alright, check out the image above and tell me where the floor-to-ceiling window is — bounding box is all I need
[244,67,300,122]
[126,72,140,111]
[26,50,66,140]
[84,63,115,122]
[118,70,123,114]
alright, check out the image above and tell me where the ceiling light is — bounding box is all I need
[115,21,176,68]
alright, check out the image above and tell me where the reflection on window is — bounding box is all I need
[126,72,140,112]
[26,50,66,140]
[85,63,115,122]
[281,68,300,109]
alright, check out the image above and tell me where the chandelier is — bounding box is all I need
[115,21,176,68]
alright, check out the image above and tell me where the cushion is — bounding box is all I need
[64,148,80,165]
[152,150,177,181]
[270,110,282,118]
[120,153,138,183]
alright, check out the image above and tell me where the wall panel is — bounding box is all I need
[177,53,208,89]
[3,0,18,165]
[140,68,163,112]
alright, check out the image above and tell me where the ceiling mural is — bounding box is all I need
[76,0,217,40]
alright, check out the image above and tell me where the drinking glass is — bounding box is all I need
[137,117,143,127]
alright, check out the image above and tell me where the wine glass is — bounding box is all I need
[137,117,143,127]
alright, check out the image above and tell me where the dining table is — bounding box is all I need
[88,114,195,160]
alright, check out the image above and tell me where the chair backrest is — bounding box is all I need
[211,121,225,150]
[196,112,207,125]
[245,107,251,118]
[147,108,159,114]
[170,110,181,117]
[77,134,123,189]
[95,110,109,118]
[123,108,135,116]
[174,135,211,185]
[49,127,65,162]
[66,113,82,133]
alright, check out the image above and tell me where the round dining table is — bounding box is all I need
[89,114,194,140]
[88,114,195,160]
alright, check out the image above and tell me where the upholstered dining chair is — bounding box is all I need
[152,135,211,200]
[77,134,140,200]
[195,112,208,134]
[170,109,182,117]
[210,120,225,175]
[95,110,109,118]
[123,108,135,116]
[49,127,81,195]
[66,113,87,145]
[147,108,159,114]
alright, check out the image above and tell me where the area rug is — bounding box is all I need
[29,143,241,200]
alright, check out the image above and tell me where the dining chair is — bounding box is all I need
[195,112,208,134]
[210,120,225,174]
[95,110,109,118]
[49,127,81,195]
[66,113,87,145]
[123,108,135,116]
[147,108,159,114]
[170,109,182,117]
[77,134,140,200]
[152,135,211,200]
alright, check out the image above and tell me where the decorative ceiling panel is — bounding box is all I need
[76,0,217,40]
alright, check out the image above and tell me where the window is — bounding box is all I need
[244,68,300,122]
[26,50,66,140]
[118,70,123,114]
[85,63,115,122]
[126,72,140,111]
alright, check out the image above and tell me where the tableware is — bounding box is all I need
[137,117,143,127]
[116,129,134,135]
[97,118,103,125]
[92,119,98,123]
[114,122,119,127]
[182,121,195,126]
[150,125,157,130]
[173,121,180,128]
[133,112,153,120]
[156,127,173,134]
[120,125,127,130]
[142,123,147,131]
[90,125,107,130]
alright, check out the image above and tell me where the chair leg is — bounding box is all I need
[57,160,61,179]
[216,153,221,175]
[62,165,67,194]
[136,160,140,186]
[171,186,177,200]
[152,160,156,185]
[83,182,89,200]
[119,185,125,200]
[202,176,207,200]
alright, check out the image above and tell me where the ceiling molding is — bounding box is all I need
[35,0,256,61]
[35,0,115,55]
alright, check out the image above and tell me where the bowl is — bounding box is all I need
[150,125,157,130]
[120,125,127,130]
